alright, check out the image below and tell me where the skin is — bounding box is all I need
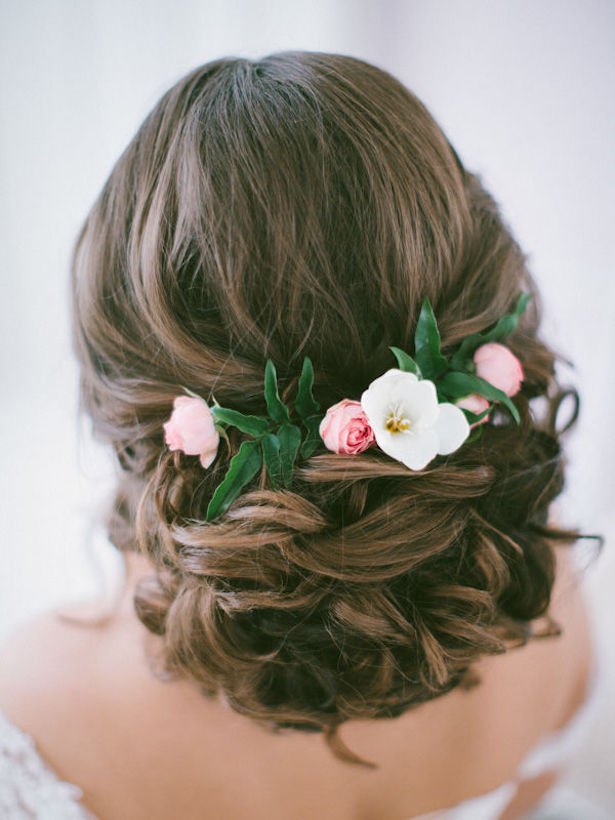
[0,541,594,820]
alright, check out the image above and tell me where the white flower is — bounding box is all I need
[360,368,470,470]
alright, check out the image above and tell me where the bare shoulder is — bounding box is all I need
[0,553,157,734]
[0,587,176,798]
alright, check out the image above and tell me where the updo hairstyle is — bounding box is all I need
[71,52,598,766]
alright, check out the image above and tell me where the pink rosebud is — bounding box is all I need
[455,393,492,428]
[473,343,524,397]
[319,398,376,455]
[163,395,220,468]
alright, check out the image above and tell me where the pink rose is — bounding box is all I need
[455,393,492,428]
[473,343,524,397]
[163,395,220,468]
[319,398,376,455]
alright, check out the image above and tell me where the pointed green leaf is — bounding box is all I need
[414,297,449,380]
[210,405,270,437]
[459,405,493,425]
[264,359,291,423]
[450,292,532,371]
[205,439,262,521]
[438,372,521,424]
[449,336,482,371]
[278,422,302,488]
[510,291,531,321]
[261,433,283,490]
[295,356,321,419]
[389,346,422,377]
[300,414,323,459]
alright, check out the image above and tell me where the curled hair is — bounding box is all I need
[71,52,602,767]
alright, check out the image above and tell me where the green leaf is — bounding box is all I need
[261,433,283,490]
[449,337,479,371]
[295,356,321,419]
[510,291,532,322]
[450,292,532,371]
[264,359,291,424]
[438,372,521,424]
[459,405,493,425]
[414,298,449,380]
[205,439,262,521]
[210,405,270,437]
[389,346,422,377]
[300,414,323,459]
[278,422,302,488]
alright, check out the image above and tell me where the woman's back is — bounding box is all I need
[0,542,595,819]
[1,51,603,820]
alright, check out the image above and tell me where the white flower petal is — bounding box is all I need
[360,387,391,425]
[361,369,459,469]
[434,403,471,455]
[380,428,439,470]
[360,369,418,425]
[400,379,439,428]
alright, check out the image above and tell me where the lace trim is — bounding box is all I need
[0,711,92,819]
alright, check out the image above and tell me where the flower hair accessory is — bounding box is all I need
[163,292,530,520]
[164,356,324,521]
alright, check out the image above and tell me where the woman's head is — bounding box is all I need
[71,51,587,766]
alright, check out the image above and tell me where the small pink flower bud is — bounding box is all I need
[473,343,524,397]
[455,393,491,428]
[319,399,376,455]
[163,395,220,468]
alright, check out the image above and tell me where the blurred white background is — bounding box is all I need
[1,0,613,813]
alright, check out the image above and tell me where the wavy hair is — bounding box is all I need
[70,51,601,767]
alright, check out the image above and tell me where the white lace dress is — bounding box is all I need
[0,711,91,819]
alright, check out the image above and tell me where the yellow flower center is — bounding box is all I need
[385,406,412,433]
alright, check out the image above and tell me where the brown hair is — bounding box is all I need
[70,51,601,767]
